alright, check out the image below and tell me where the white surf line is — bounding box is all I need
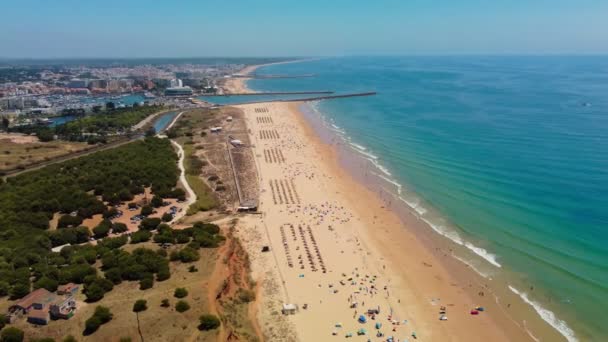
[170,139,196,223]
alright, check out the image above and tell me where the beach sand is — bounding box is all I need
[233,100,549,342]
[221,65,260,94]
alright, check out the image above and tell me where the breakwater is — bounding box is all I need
[201,91,334,97]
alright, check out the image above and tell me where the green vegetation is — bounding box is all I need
[0,138,178,299]
[84,306,113,335]
[55,105,162,138]
[198,314,221,331]
[0,326,24,342]
[181,143,217,215]
[133,299,148,312]
[173,287,188,298]
[175,300,190,313]
[161,298,170,307]
[11,105,164,144]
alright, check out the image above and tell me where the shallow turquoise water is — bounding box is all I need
[248,57,608,341]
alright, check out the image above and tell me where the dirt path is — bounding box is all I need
[170,139,197,223]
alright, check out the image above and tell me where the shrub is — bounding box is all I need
[175,300,190,313]
[188,265,198,273]
[161,299,170,307]
[34,276,59,292]
[84,316,102,335]
[198,314,221,331]
[133,299,147,312]
[93,220,112,239]
[237,288,256,303]
[156,265,171,282]
[112,222,128,234]
[103,207,118,219]
[58,215,83,228]
[0,327,24,342]
[139,275,154,290]
[130,230,151,244]
[94,306,113,323]
[139,218,161,230]
[161,213,173,222]
[177,247,199,262]
[151,196,163,208]
[174,287,188,298]
[84,306,112,335]
[140,205,153,217]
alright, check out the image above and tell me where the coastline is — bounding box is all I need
[293,101,569,341]
[221,59,314,94]
[231,63,570,341]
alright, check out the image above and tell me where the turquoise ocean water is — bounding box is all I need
[246,57,608,341]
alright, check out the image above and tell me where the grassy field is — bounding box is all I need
[172,109,222,215]
[181,141,218,215]
[0,139,91,171]
[0,241,220,342]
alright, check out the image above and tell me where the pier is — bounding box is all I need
[201,91,334,97]
[232,74,316,79]
[211,92,377,105]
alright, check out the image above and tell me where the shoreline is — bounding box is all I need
[234,63,570,341]
[222,59,315,94]
[294,101,569,341]
[237,100,532,341]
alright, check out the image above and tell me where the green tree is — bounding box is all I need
[0,314,8,331]
[173,287,188,298]
[132,299,147,312]
[130,230,151,244]
[34,276,59,292]
[161,213,173,222]
[139,218,161,230]
[0,327,24,342]
[139,275,153,290]
[84,316,102,335]
[9,283,30,299]
[198,314,221,331]
[151,195,163,208]
[140,205,153,216]
[175,300,190,313]
[160,299,170,307]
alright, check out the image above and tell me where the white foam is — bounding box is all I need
[373,172,403,195]
[451,254,491,278]
[330,124,346,134]
[397,195,427,215]
[368,158,392,176]
[508,286,578,342]
[464,242,502,268]
[350,142,367,151]
[418,217,502,268]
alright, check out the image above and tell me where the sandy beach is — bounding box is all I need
[231,99,550,341]
[218,61,569,341]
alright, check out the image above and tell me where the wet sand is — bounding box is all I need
[233,100,558,342]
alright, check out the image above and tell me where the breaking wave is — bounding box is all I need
[508,286,578,342]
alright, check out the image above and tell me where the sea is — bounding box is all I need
[241,56,608,341]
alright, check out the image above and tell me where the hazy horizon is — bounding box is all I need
[3,0,608,58]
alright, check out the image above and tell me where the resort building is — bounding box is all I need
[8,284,79,325]
[164,86,193,96]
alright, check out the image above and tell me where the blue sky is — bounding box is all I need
[2,0,608,58]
